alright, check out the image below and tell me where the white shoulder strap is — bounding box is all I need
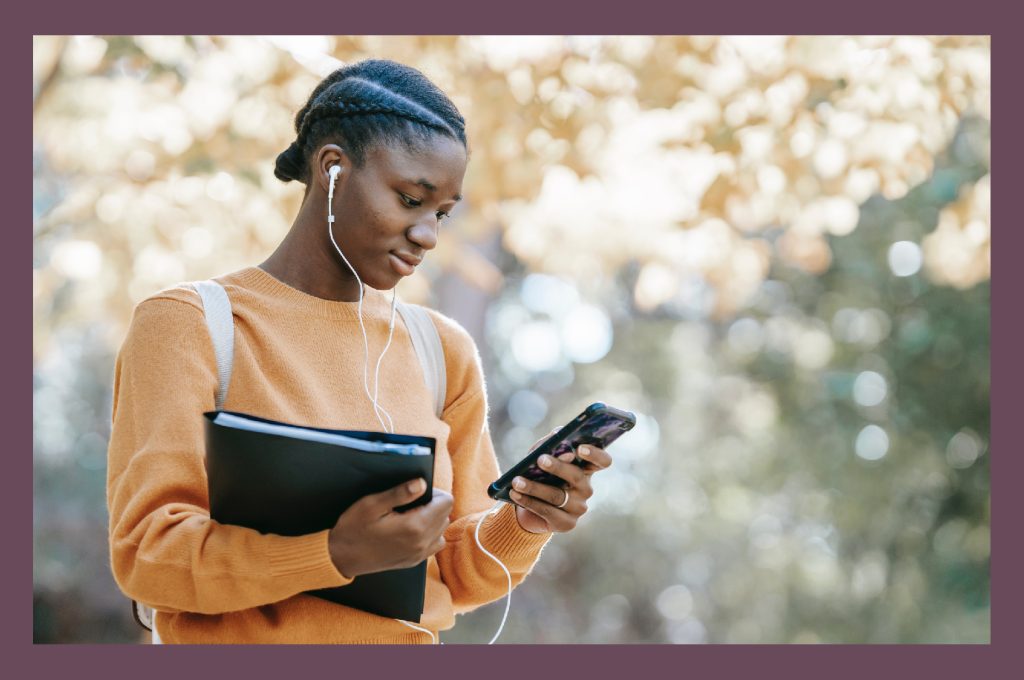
[138,279,231,642]
[181,281,445,417]
[186,280,234,410]
[396,301,447,419]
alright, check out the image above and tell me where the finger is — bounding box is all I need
[509,489,575,531]
[576,445,612,472]
[536,453,586,487]
[429,488,454,506]
[427,490,455,522]
[366,478,428,515]
[548,460,595,500]
[557,451,595,475]
[528,427,561,453]
[511,476,573,508]
[405,489,453,523]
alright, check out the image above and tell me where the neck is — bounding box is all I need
[260,195,365,303]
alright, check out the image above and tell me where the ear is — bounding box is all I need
[313,144,351,195]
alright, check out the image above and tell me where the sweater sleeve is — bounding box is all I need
[428,313,552,615]
[106,293,350,615]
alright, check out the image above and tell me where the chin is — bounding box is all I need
[369,283,399,293]
[366,274,401,292]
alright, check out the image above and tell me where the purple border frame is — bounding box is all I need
[21,2,1009,678]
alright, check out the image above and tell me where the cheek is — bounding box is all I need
[348,203,393,242]
[360,194,401,231]
[345,186,405,243]
[367,208,401,242]
[349,183,387,221]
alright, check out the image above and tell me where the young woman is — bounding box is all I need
[106,59,613,644]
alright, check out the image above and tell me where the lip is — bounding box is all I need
[389,252,420,276]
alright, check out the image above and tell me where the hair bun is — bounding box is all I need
[273,140,305,183]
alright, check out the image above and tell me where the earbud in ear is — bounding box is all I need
[327,166,342,223]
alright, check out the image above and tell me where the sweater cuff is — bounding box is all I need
[479,503,552,566]
[264,529,353,587]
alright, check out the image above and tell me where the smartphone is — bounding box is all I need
[488,402,636,503]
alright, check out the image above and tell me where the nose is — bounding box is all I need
[406,219,439,252]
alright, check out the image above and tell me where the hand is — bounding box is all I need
[511,429,613,534]
[327,479,454,578]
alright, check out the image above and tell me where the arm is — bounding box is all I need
[429,316,552,614]
[106,294,349,615]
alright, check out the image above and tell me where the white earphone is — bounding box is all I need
[327,165,341,222]
[326,160,400,434]
[327,159,511,646]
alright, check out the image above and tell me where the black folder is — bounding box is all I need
[202,410,436,622]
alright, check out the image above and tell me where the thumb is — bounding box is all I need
[372,477,427,510]
[529,427,560,452]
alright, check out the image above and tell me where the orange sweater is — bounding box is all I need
[106,266,551,644]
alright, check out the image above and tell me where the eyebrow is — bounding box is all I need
[412,178,462,202]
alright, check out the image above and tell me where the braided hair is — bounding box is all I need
[274,59,467,184]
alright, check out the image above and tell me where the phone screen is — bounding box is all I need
[518,410,631,483]
[489,403,635,501]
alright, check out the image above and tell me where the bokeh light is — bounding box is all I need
[855,425,890,461]
[888,240,924,277]
[33,34,989,644]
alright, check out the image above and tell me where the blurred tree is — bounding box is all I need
[33,35,988,643]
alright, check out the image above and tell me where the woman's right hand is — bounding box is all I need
[327,479,453,578]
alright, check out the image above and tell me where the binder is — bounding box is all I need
[202,410,436,622]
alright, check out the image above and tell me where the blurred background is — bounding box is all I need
[32,35,990,643]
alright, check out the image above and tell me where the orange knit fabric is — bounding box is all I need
[106,266,551,644]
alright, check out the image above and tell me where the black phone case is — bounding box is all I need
[488,402,636,502]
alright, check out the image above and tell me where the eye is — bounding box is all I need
[401,193,451,222]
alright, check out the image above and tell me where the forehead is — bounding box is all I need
[365,135,467,192]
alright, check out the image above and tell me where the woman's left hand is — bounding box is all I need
[511,445,613,534]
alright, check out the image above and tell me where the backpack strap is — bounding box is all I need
[133,278,235,638]
[396,301,447,419]
[186,280,234,410]
[183,282,446,417]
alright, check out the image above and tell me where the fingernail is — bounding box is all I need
[408,479,424,494]
[579,446,590,457]
[510,490,521,500]
[513,477,526,490]
[539,455,552,468]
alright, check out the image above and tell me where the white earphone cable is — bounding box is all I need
[397,618,438,645]
[371,299,399,433]
[329,166,512,645]
[396,502,511,646]
[474,501,513,644]
[328,165,395,434]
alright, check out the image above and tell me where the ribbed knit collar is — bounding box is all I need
[229,266,401,322]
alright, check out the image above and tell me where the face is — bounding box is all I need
[329,134,467,290]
